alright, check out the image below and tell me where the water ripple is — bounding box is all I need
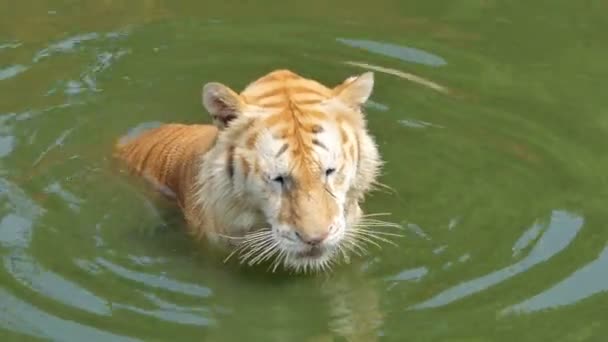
[398,118,445,129]
[503,245,608,315]
[0,289,139,342]
[511,220,544,257]
[344,61,449,93]
[0,177,44,223]
[44,181,85,212]
[114,292,214,326]
[32,126,77,166]
[95,258,213,298]
[79,49,131,93]
[0,65,27,81]
[0,41,22,50]
[387,266,429,282]
[0,214,32,249]
[337,38,447,66]
[409,210,584,310]
[4,253,111,316]
[32,31,128,63]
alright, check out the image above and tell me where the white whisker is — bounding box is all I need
[358,220,404,230]
[352,228,405,238]
[247,241,279,265]
[221,215,405,273]
[342,235,368,256]
[223,244,246,263]
[352,230,399,247]
[270,250,287,273]
[361,212,393,218]
[336,243,351,264]
[252,245,280,266]
[216,233,245,241]
[240,240,274,264]
[352,234,383,249]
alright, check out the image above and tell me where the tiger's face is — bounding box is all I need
[202,70,380,272]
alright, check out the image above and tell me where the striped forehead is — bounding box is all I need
[241,70,334,108]
[254,117,339,163]
[235,70,356,169]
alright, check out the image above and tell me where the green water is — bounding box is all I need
[1,1,608,341]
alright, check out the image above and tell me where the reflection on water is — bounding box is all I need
[0,289,139,342]
[112,291,214,327]
[503,246,608,315]
[398,118,445,129]
[387,266,429,283]
[0,65,27,81]
[0,42,22,50]
[95,258,212,298]
[0,178,42,240]
[343,61,449,94]
[410,210,584,310]
[5,253,111,315]
[511,219,544,258]
[337,38,447,66]
[0,214,32,249]
[33,127,77,166]
[33,32,105,63]
[44,181,84,212]
[0,135,15,158]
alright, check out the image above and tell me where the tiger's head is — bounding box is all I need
[200,70,382,272]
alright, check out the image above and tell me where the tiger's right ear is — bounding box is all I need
[333,72,374,110]
[202,82,244,129]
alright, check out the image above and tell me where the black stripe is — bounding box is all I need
[311,138,328,151]
[276,143,289,157]
[227,146,235,179]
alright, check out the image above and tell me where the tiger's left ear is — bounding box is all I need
[202,82,245,129]
[333,72,374,109]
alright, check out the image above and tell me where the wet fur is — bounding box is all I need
[114,69,384,271]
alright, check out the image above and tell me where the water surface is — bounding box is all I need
[1,1,607,341]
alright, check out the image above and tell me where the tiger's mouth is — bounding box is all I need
[226,225,342,273]
[297,246,324,258]
[279,228,348,272]
[281,244,339,273]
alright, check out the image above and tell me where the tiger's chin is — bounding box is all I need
[280,246,340,274]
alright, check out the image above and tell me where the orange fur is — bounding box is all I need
[114,69,383,272]
[114,124,218,204]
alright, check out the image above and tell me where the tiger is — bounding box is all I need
[114,69,389,273]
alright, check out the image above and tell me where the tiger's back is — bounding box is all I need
[114,123,218,204]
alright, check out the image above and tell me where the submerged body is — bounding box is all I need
[115,69,384,272]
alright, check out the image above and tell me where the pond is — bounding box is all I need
[1,1,607,341]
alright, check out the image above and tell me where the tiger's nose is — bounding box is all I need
[295,230,329,245]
